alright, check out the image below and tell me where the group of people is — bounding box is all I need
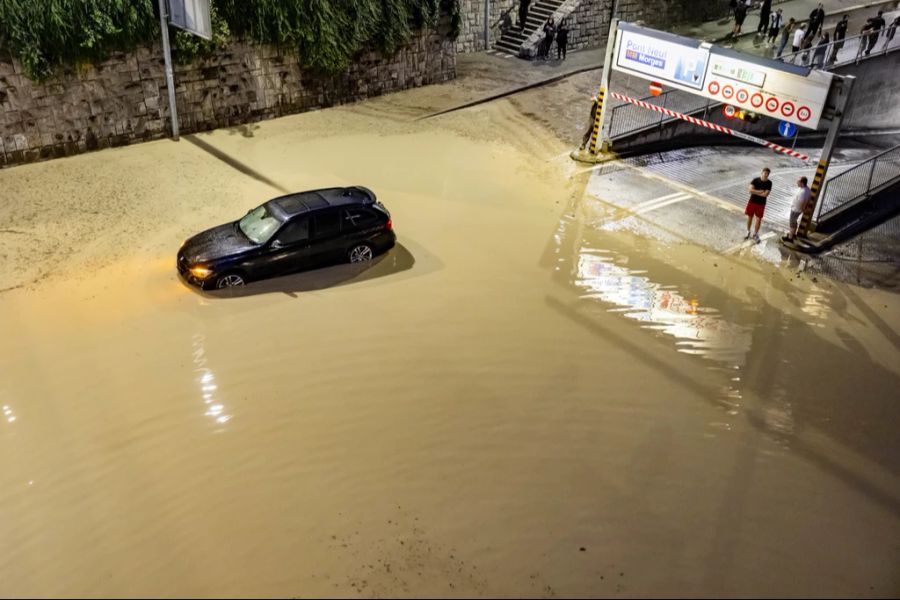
[499,2,569,61]
[537,17,570,60]
[742,168,811,244]
[733,1,899,67]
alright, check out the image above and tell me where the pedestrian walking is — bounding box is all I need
[885,15,900,48]
[518,0,530,30]
[758,0,773,35]
[865,11,886,55]
[767,9,784,47]
[812,32,830,67]
[744,167,772,243]
[783,177,811,242]
[579,95,600,152]
[830,14,849,63]
[777,18,796,56]
[556,19,569,60]
[732,0,749,37]
[807,3,825,39]
[791,23,806,57]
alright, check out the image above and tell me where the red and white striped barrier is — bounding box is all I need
[610,91,810,161]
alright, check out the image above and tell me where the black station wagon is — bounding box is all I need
[177,186,395,290]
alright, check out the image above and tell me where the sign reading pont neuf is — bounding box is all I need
[612,23,834,129]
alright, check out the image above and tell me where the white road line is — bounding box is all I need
[724,231,778,254]
[633,192,692,214]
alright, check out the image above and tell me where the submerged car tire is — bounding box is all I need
[348,243,374,263]
[214,272,246,289]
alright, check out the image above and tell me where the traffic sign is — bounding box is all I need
[649,81,663,96]
[778,121,797,138]
[724,105,737,119]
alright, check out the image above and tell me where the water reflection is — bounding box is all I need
[575,248,753,367]
[192,334,232,429]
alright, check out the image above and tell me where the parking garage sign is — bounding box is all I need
[612,22,834,129]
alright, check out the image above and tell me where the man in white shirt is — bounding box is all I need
[784,176,811,241]
[792,24,806,53]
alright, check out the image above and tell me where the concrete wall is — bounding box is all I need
[0,18,456,167]
[835,52,900,130]
[456,0,510,52]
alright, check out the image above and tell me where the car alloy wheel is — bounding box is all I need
[349,244,374,263]
[215,273,245,288]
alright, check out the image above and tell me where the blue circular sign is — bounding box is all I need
[779,121,798,138]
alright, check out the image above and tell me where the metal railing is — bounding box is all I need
[816,143,900,221]
[608,89,717,139]
[778,24,900,69]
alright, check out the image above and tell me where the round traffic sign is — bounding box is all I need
[736,89,750,104]
[751,93,764,108]
[797,106,812,122]
[781,101,796,118]
[778,121,797,137]
[766,97,779,112]
[724,104,737,119]
[722,85,735,100]
[708,81,721,95]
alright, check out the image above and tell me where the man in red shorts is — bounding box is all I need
[744,167,772,243]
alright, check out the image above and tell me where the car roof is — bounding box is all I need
[266,187,374,220]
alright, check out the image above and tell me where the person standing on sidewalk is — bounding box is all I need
[744,168,772,243]
[865,11,886,55]
[767,9,784,48]
[812,32,830,67]
[732,1,749,37]
[540,18,556,60]
[783,177,811,242]
[830,14,849,63]
[792,23,807,57]
[807,3,826,39]
[518,0,530,30]
[778,17,796,56]
[556,19,569,61]
[757,0,773,35]
[885,15,900,49]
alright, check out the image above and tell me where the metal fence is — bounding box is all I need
[817,143,900,221]
[607,89,717,139]
[779,23,900,70]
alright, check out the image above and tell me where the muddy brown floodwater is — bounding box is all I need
[1,82,899,598]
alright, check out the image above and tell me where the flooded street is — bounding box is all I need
[1,85,899,597]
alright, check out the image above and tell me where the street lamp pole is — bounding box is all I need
[157,0,180,140]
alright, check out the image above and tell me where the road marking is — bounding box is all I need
[633,192,692,214]
[724,231,778,254]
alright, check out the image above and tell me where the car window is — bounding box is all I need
[343,208,380,229]
[313,209,341,238]
[275,217,309,245]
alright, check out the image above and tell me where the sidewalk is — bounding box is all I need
[672,0,898,43]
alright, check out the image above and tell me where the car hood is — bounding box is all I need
[181,222,258,263]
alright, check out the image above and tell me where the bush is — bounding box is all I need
[0,0,460,81]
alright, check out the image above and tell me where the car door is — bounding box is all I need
[308,208,345,266]
[259,216,312,278]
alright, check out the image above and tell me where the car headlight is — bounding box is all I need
[189,266,213,279]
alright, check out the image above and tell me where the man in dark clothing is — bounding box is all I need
[865,11,886,55]
[556,20,569,60]
[744,168,773,242]
[757,0,773,35]
[540,18,555,60]
[829,14,849,63]
[807,3,826,39]
[732,2,749,36]
[518,0,530,30]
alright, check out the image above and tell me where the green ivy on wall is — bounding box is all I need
[0,0,460,81]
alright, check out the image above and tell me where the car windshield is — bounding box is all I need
[238,204,282,244]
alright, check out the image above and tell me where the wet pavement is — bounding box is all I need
[1,56,900,598]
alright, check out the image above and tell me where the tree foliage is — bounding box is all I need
[0,0,459,80]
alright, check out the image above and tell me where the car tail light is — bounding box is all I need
[385,219,392,231]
